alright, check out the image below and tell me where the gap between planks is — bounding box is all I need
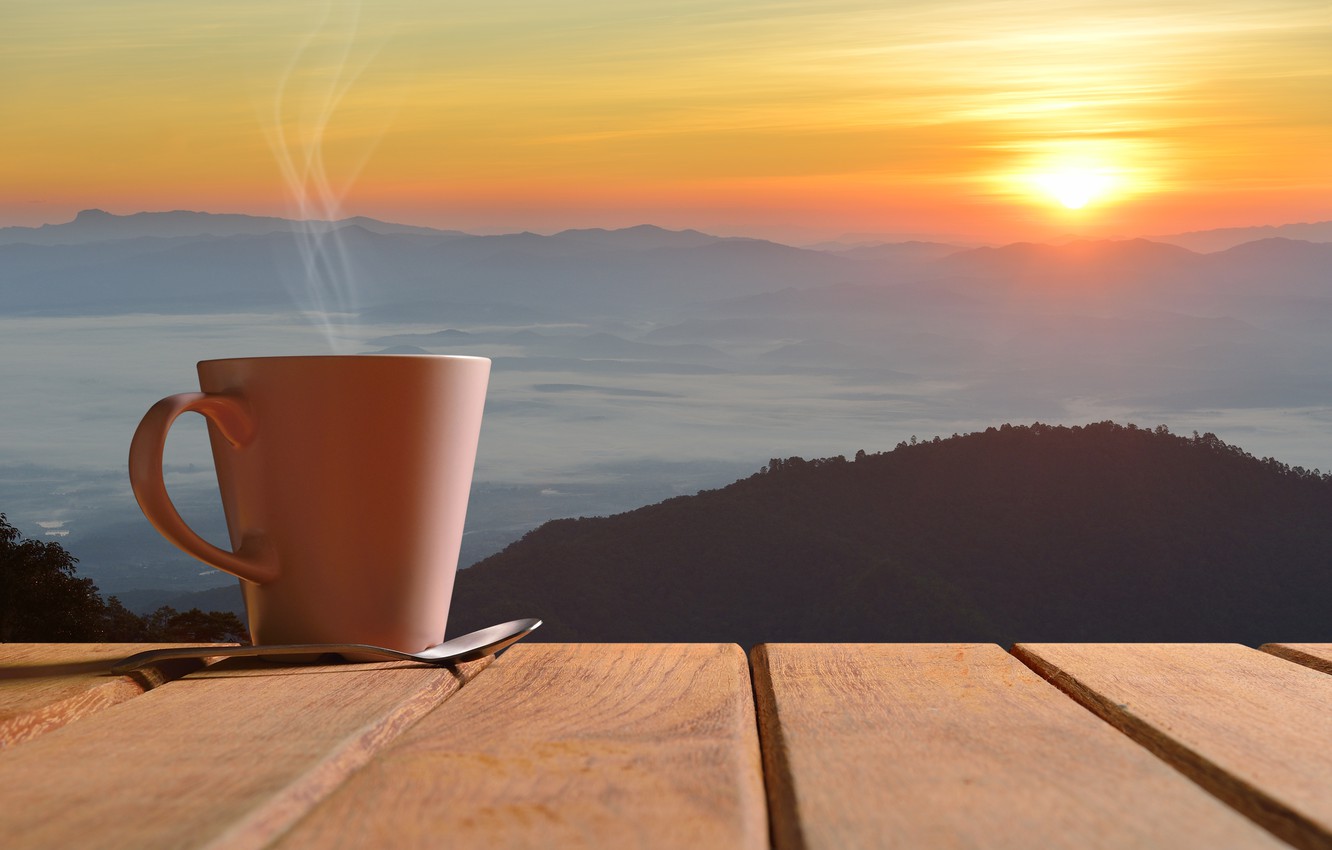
[751,643,1284,850]
[1013,643,1332,850]
[0,643,228,749]
[0,654,491,850]
[268,643,770,850]
[205,657,492,850]
[1260,643,1332,675]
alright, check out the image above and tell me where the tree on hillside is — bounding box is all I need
[102,595,151,641]
[0,513,248,643]
[141,606,249,643]
[0,513,105,641]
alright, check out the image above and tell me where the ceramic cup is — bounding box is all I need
[129,355,490,650]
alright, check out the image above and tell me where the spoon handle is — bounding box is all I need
[109,643,414,673]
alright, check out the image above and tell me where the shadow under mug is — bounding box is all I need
[128,355,491,651]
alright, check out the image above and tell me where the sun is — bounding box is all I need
[1034,168,1115,209]
[1001,146,1137,214]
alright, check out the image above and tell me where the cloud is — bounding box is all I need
[531,383,681,398]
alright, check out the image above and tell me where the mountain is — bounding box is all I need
[937,238,1204,299]
[810,240,963,262]
[112,584,246,619]
[917,236,1332,316]
[447,422,1332,647]
[5,211,1329,322]
[0,213,862,318]
[0,208,459,245]
[549,224,733,250]
[1153,220,1332,253]
[1203,238,1332,295]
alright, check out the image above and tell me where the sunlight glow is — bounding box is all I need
[1000,141,1139,216]
[3,1,1329,238]
[1035,168,1115,209]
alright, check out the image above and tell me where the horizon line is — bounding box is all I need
[3,206,1331,251]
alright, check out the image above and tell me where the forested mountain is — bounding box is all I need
[448,423,1332,647]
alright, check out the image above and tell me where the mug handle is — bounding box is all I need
[128,392,280,585]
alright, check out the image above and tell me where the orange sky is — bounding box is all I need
[3,1,1328,243]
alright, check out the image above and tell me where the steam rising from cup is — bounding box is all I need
[265,1,394,353]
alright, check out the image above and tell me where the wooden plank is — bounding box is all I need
[0,643,223,749]
[0,655,490,850]
[1262,643,1332,675]
[272,644,769,850]
[753,643,1285,850]
[1014,643,1332,850]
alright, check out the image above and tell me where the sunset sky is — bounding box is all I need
[3,1,1328,242]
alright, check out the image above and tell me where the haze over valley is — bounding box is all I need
[2,209,1330,609]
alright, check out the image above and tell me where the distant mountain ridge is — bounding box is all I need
[5,209,1330,321]
[0,208,459,245]
[0,209,736,249]
[447,422,1332,647]
[1152,220,1332,253]
[0,214,859,319]
[4,208,1328,252]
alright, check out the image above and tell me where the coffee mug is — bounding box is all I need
[129,355,490,650]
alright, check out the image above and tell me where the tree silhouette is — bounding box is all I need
[0,513,248,643]
[0,513,104,641]
[102,595,150,641]
[140,606,249,643]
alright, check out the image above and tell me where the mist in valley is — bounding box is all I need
[2,211,1330,606]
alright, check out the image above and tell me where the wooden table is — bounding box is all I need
[2,642,1329,849]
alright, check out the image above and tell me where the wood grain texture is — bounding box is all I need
[273,643,769,850]
[0,653,489,850]
[1014,643,1332,850]
[752,643,1285,850]
[1261,643,1332,675]
[0,643,220,749]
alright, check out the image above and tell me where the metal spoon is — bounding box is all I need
[109,617,542,674]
